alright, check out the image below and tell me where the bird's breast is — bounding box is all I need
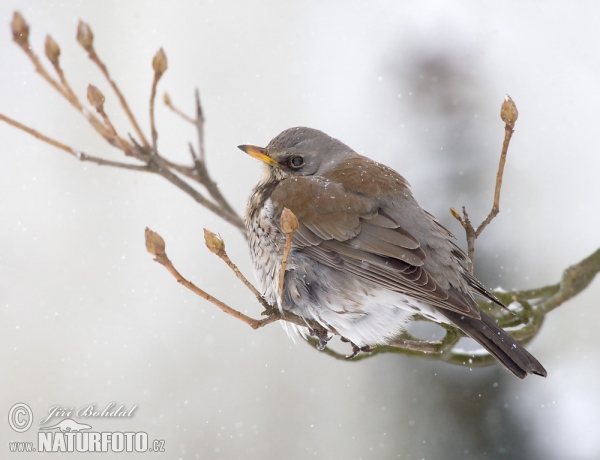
[245,195,286,305]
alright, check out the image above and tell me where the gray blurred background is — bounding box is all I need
[2,1,600,459]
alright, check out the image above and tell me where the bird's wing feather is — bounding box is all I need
[269,175,482,317]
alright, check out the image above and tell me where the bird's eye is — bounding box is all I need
[289,156,304,168]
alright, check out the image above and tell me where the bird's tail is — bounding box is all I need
[441,309,547,379]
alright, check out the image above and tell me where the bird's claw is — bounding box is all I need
[345,342,374,359]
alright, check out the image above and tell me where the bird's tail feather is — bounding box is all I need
[441,310,547,379]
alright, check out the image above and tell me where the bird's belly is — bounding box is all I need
[282,252,448,347]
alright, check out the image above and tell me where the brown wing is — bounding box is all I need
[269,173,482,318]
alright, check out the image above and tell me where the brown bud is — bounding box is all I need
[145,228,166,256]
[500,94,518,127]
[203,229,225,255]
[152,48,168,76]
[449,207,461,220]
[280,208,299,234]
[11,12,30,48]
[76,20,94,52]
[45,35,61,65]
[163,92,171,106]
[87,84,105,111]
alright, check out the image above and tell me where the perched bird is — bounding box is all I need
[239,127,547,379]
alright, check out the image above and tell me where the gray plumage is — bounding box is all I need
[241,127,547,379]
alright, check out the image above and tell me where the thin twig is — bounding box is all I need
[150,73,161,153]
[203,229,269,309]
[474,121,514,238]
[193,158,240,225]
[162,154,198,178]
[163,92,195,125]
[86,85,136,155]
[195,89,206,164]
[462,206,476,273]
[90,49,151,148]
[279,208,299,303]
[148,162,245,231]
[0,113,147,171]
[279,236,293,303]
[13,21,68,99]
[157,250,265,328]
[162,90,240,226]
[450,95,518,273]
[146,147,244,231]
[145,228,264,329]
[149,49,168,153]
[45,35,85,112]
[12,18,111,140]
[173,91,240,220]
[86,85,135,155]
[145,228,328,333]
[76,20,150,148]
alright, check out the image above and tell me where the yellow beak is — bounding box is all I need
[238,144,280,167]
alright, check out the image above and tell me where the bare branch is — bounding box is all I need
[150,48,168,152]
[451,95,518,272]
[4,13,246,234]
[194,89,206,164]
[77,20,151,148]
[203,229,269,309]
[148,225,600,368]
[11,13,112,142]
[12,12,67,99]
[474,96,517,238]
[163,92,195,125]
[145,228,265,329]
[514,247,600,315]
[279,208,299,302]
[146,160,245,231]
[162,91,241,225]
[0,113,147,171]
[145,228,329,334]
[87,85,134,155]
[45,34,84,113]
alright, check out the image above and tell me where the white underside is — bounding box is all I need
[282,287,449,347]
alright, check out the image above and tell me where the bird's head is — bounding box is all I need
[238,127,357,181]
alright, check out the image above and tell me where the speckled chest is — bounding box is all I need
[245,185,286,304]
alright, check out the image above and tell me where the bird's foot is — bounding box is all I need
[310,329,332,351]
[345,341,374,359]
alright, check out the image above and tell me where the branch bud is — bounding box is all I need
[45,35,61,65]
[145,228,166,256]
[152,48,168,77]
[280,208,299,234]
[76,20,94,52]
[203,229,225,255]
[87,84,105,111]
[449,207,461,220]
[500,95,518,127]
[11,12,30,48]
[163,92,172,106]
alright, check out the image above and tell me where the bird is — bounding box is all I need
[239,127,547,379]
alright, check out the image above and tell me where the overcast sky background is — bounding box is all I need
[2,1,600,459]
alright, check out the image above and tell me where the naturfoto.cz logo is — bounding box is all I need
[7,403,166,454]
